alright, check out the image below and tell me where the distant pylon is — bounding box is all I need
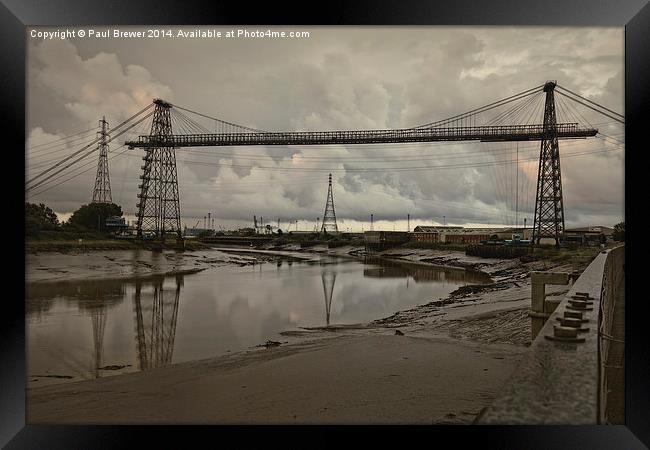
[321,173,338,233]
[92,117,112,203]
[135,100,182,242]
[532,81,565,247]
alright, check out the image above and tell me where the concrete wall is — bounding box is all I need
[479,245,625,424]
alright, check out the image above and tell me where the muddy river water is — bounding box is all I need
[26,250,491,386]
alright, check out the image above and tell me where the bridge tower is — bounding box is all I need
[532,81,565,247]
[321,173,338,234]
[135,100,182,242]
[91,116,112,203]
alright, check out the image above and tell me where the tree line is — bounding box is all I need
[26,202,124,237]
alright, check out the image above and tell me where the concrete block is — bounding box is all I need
[531,271,570,285]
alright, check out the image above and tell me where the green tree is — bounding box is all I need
[613,221,625,241]
[25,202,60,236]
[67,203,123,232]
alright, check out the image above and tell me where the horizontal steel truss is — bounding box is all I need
[127,123,597,148]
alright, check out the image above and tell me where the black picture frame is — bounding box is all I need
[3,0,648,447]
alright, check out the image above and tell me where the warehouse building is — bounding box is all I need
[364,231,410,251]
[564,226,614,245]
[412,225,499,244]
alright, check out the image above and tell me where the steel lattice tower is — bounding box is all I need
[91,117,112,203]
[136,100,182,242]
[532,81,565,247]
[321,173,338,233]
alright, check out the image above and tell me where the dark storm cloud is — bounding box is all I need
[26,26,624,229]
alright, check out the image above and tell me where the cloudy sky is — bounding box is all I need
[25,26,624,231]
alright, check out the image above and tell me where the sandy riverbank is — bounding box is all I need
[25,244,595,424]
[27,332,526,424]
[25,247,307,283]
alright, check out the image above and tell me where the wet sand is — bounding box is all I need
[25,244,585,424]
[25,247,299,283]
[27,333,524,424]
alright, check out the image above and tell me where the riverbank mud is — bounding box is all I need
[26,244,594,424]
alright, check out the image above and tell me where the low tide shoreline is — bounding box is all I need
[25,244,594,424]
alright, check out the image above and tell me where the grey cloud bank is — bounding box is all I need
[26,26,624,230]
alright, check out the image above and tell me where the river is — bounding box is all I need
[26,249,491,387]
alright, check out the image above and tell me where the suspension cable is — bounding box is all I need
[26,103,154,186]
[412,84,545,129]
[27,126,98,152]
[27,111,154,191]
[556,85,624,119]
[29,118,153,196]
[171,103,268,133]
[555,90,624,124]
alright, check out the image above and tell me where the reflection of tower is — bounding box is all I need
[84,281,127,379]
[133,275,182,370]
[90,301,107,379]
[321,271,337,326]
[321,173,338,233]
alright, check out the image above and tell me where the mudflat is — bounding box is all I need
[27,332,524,424]
[26,245,597,424]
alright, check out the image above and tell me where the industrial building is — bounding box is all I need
[183,227,212,238]
[411,225,533,244]
[105,216,129,233]
[412,226,491,244]
[494,227,533,240]
[364,231,410,251]
[412,226,462,243]
[564,226,614,245]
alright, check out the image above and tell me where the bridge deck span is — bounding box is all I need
[127,123,597,148]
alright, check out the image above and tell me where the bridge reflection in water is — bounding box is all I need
[28,275,185,378]
[28,280,126,379]
[90,304,106,379]
[133,274,184,371]
[321,270,337,326]
[28,257,492,384]
[68,282,125,379]
[362,257,491,284]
